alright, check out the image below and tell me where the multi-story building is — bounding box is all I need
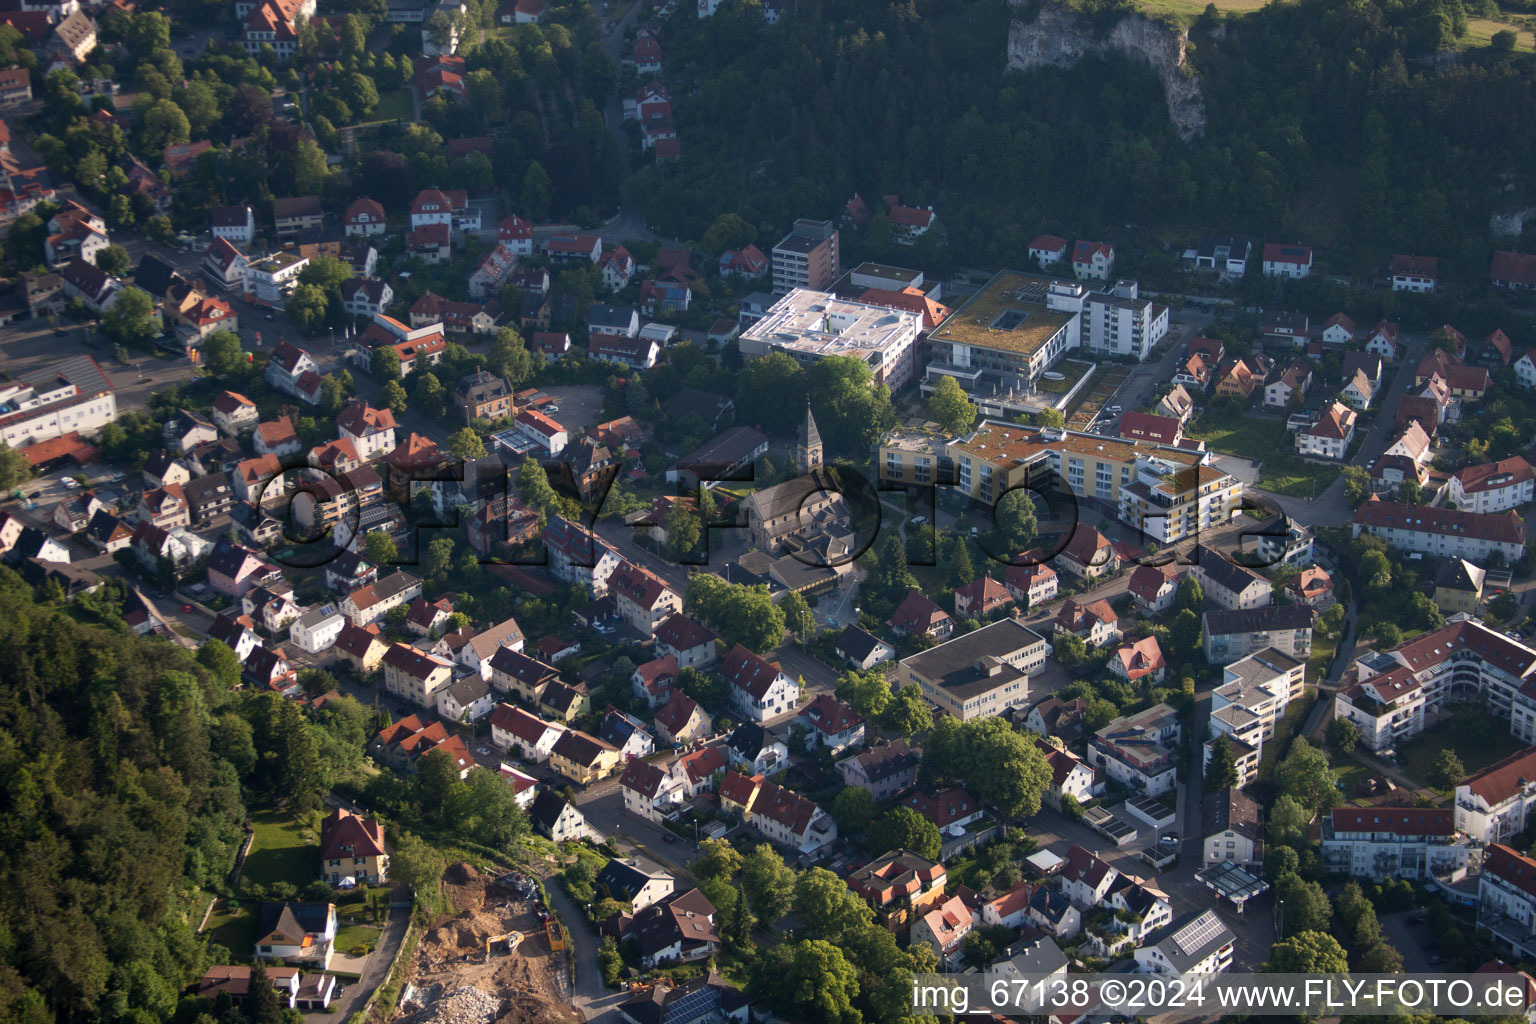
[543,516,623,595]
[1134,910,1235,976]
[1080,281,1169,360]
[1201,787,1262,868]
[0,355,116,448]
[244,251,308,305]
[771,218,839,294]
[721,644,798,722]
[319,809,388,885]
[912,422,1237,542]
[919,272,1080,414]
[1448,457,1536,514]
[1089,703,1182,796]
[1351,498,1526,563]
[1202,605,1315,664]
[1479,844,1536,958]
[737,289,921,392]
[1335,620,1536,751]
[836,740,919,801]
[1320,807,1469,880]
[1391,254,1439,293]
[1295,400,1357,460]
[1456,748,1536,844]
[381,643,454,707]
[1118,460,1244,546]
[895,618,1050,721]
[1191,545,1272,610]
[1203,648,1305,786]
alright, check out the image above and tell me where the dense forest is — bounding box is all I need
[0,570,385,1024]
[635,0,1536,280]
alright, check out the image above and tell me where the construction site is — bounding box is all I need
[392,863,580,1024]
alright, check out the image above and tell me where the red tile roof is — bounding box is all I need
[1351,497,1525,546]
[1329,806,1453,837]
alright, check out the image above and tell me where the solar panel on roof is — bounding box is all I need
[1172,911,1226,955]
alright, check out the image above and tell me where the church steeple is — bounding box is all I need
[795,402,823,473]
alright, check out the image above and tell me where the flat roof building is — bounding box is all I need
[894,617,1050,721]
[738,288,922,392]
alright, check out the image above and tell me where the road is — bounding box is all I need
[595,0,655,245]
[323,892,413,1022]
[542,866,632,1023]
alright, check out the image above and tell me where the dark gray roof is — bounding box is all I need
[1143,909,1237,973]
[835,624,888,662]
[898,618,1045,699]
[1201,786,1261,842]
[588,303,637,329]
[1193,544,1266,596]
[1203,604,1316,635]
[595,857,670,902]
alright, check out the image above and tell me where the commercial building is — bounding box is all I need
[737,289,921,392]
[894,618,1050,721]
[0,355,116,448]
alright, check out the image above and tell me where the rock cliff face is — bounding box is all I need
[1007,2,1208,142]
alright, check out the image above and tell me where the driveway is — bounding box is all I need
[319,888,412,1022]
[542,871,633,1022]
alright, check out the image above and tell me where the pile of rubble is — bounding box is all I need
[411,985,499,1024]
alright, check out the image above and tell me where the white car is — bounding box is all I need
[909,516,928,526]
[1159,835,1179,846]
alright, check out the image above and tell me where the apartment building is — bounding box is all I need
[771,218,839,294]
[1201,787,1262,868]
[381,643,454,707]
[1203,648,1306,786]
[1202,605,1315,664]
[1335,620,1536,751]
[894,618,1050,721]
[1118,460,1244,546]
[1089,703,1182,796]
[1351,498,1526,563]
[1320,807,1469,880]
[1456,748,1536,844]
[1191,545,1272,610]
[1479,844,1536,958]
[1447,457,1536,514]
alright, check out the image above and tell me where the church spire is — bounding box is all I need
[795,401,823,473]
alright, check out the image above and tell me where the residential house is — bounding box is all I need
[911,895,974,969]
[1057,524,1119,581]
[1054,598,1120,647]
[1364,320,1401,362]
[455,617,526,681]
[887,588,954,640]
[619,758,687,824]
[381,643,454,707]
[1295,400,1356,460]
[836,740,918,801]
[1263,359,1312,408]
[1390,253,1438,293]
[318,809,387,885]
[340,278,393,318]
[272,196,323,236]
[529,789,598,842]
[727,723,789,777]
[1109,636,1166,685]
[336,402,397,460]
[211,205,255,245]
[1262,242,1313,278]
[653,690,711,745]
[1134,910,1235,976]
[1004,560,1059,609]
[253,901,336,965]
[795,694,865,754]
[342,570,423,627]
[1072,240,1115,281]
[1028,234,1068,266]
[489,703,566,763]
[210,391,259,436]
[344,197,386,236]
[599,707,655,759]
[1127,562,1181,614]
[290,603,345,654]
[953,576,1013,620]
[1202,787,1262,868]
[722,644,798,723]
[253,417,300,458]
[631,654,679,708]
[203,237,251,290]
[1285,566,1335,608]
[596,857,674,910]
[834,624,895,670]
[549,728,622,785]
[1036,740,1100,811]
[333,623,386,674]
[1193,545,1272,610]
[488,646,561,704]
[846,848,947,924]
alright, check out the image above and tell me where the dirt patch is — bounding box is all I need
[392,863,578,1024]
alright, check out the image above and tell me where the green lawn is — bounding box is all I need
[243,809,315,889]
[334,923,382,956]
[1184,408,1287,461]
[371,88,414,123]
[1398,717,1528,792]
[1305,631,1338,683]
[1125,0,1272,24]
[1460,16,1536,51]
[1333,759,1372,802]
[1256,453,1336,498]
[207,897,260,955]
